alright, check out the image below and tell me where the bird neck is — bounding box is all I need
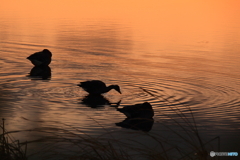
[105,85,115,92]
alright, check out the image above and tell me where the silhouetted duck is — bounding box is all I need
[117,102,154,118]
[77,80,121,95]
[27,49,52,66]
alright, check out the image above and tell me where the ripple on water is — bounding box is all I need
[2,71,239,131]
[114,77,240,124]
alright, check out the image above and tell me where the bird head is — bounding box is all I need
[113,85,121,94]
[42,49,52,57]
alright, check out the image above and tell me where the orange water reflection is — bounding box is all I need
[1,0,240,157]
[1,1,240,53]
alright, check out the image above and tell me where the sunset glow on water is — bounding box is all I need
[0,1,240,159]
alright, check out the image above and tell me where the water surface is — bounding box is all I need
[0,1,240,159]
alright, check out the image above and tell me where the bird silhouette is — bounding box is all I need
[116,102,154,132]
[117,102,154,118]
[77,80,121,95]
[27,49,52,66]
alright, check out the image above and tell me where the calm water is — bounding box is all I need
[1,1,240,159]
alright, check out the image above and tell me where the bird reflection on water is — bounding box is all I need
[81,94,121,108]
[27,66,51,80]
[116,102,154,132]
[116,117,154,132]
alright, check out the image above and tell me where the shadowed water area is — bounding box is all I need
[0,1,240,159]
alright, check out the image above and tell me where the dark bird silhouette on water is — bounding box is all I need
[116,102,154,132]
[77,80,121,95]
[27,49,52,66]
[117,102,154,118]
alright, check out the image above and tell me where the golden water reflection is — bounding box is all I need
[0,0,240,158]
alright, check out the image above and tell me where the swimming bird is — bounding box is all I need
[117,102,154,118]
[77,80,121,95]
[27,49,52,66]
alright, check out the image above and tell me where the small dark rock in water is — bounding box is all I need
[27,49,52,66]
[117,102,154,118]
[77,80,121,95]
